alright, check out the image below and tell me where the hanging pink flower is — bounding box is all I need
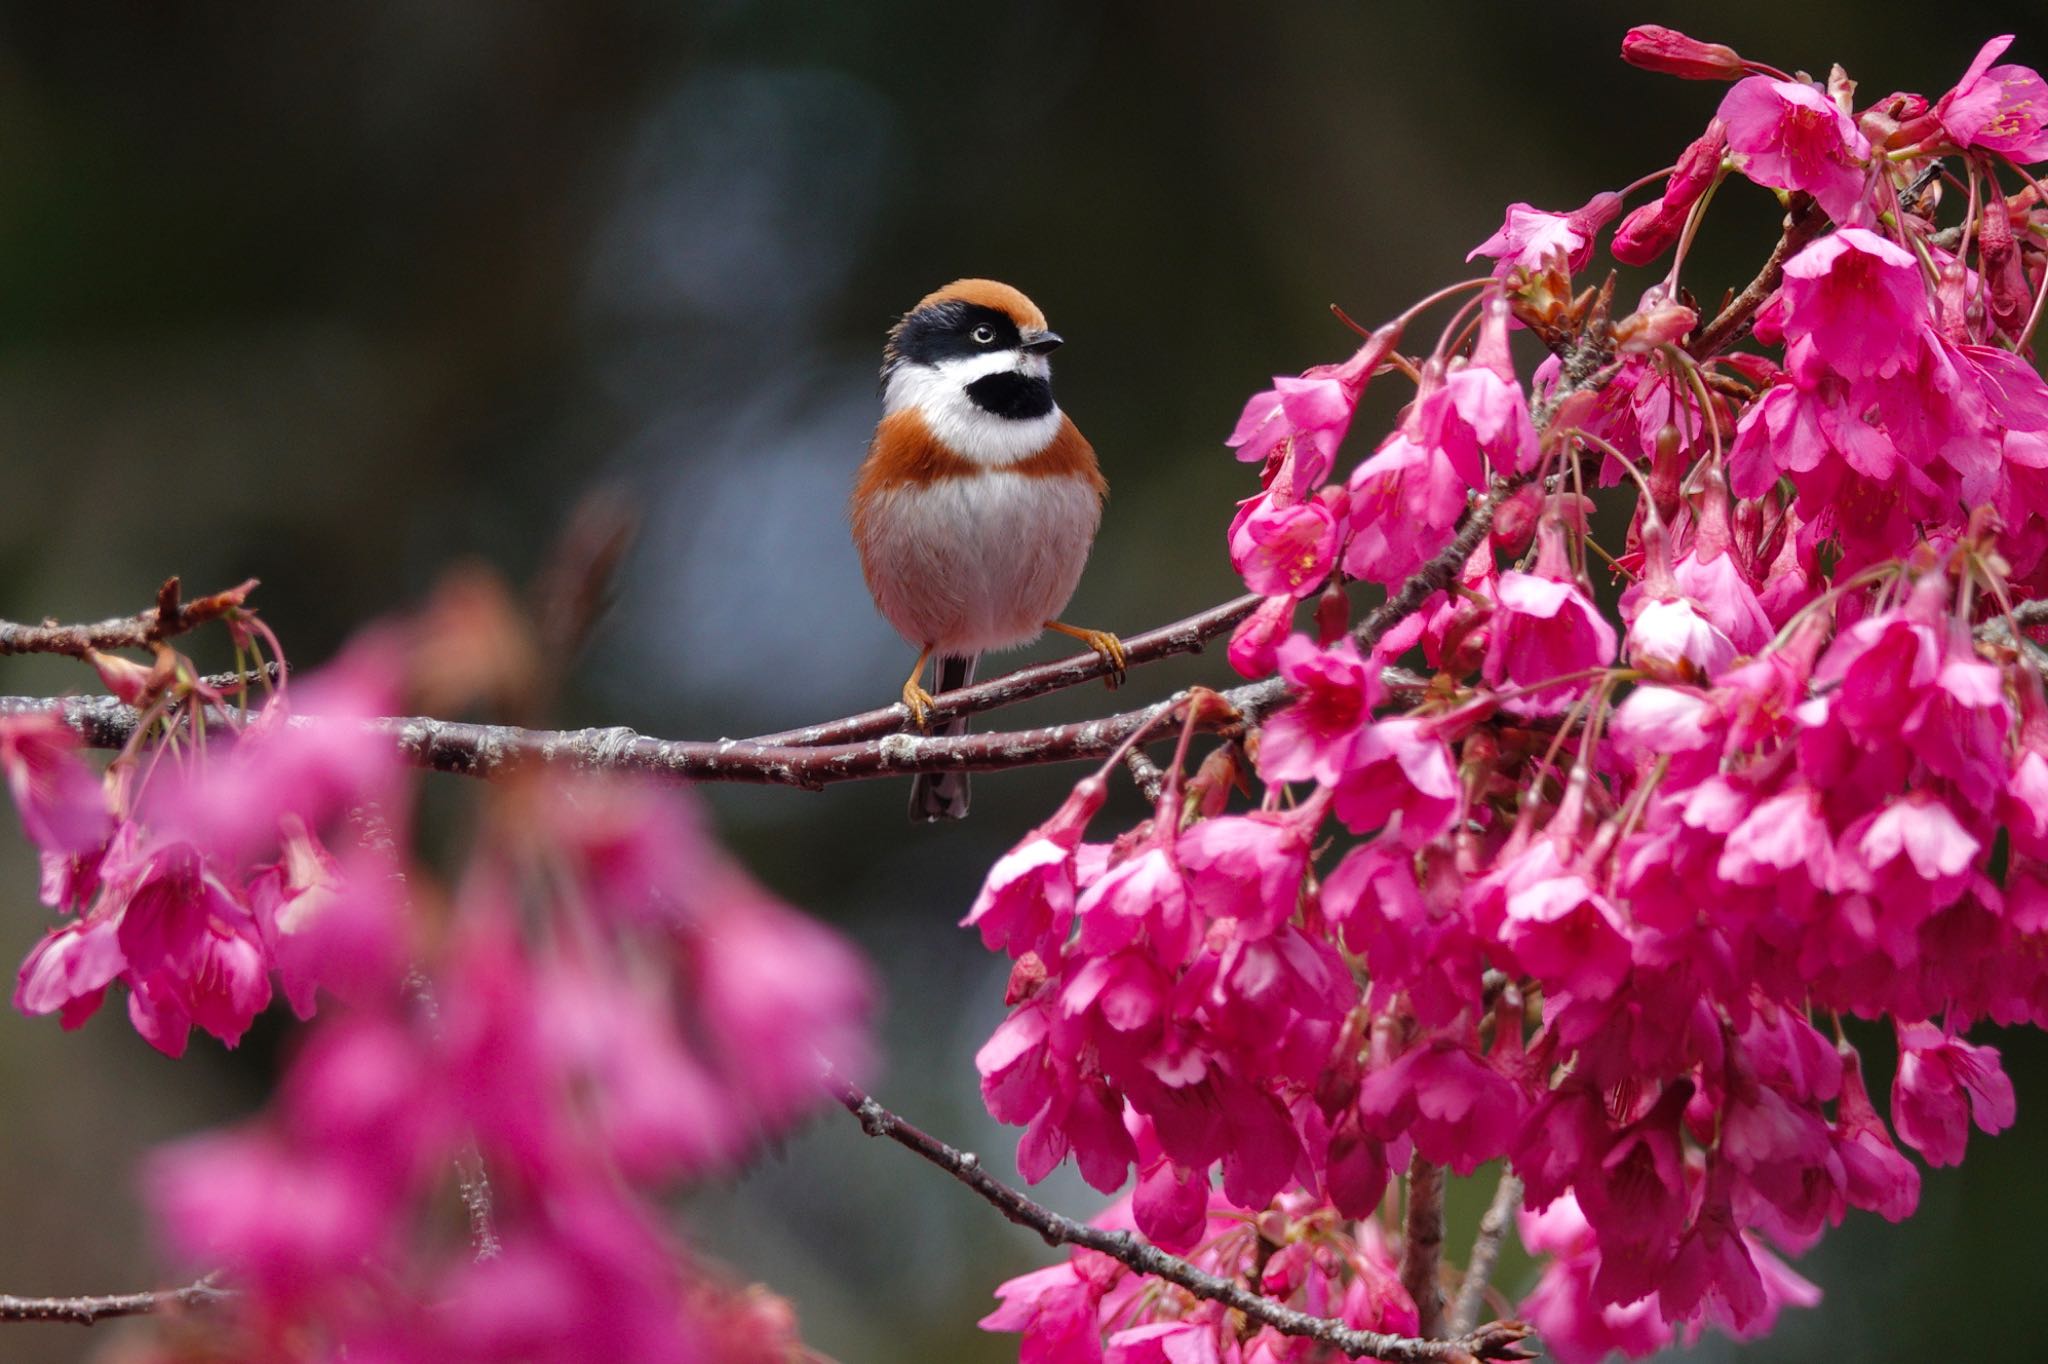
[1329,718,1459,844]
[0,714,111,859]
[1226,324,1397,491]
[1483,568,1618,715]
[1933,35,2048,163]
[1891,1023,2016,1166]
[1258,636,1382,786]
[1718,77,1873,225]
[1225,593,1294,679]
[1778,228,1927,381]
[1343,433,1471,586]
[1467,192,1624,278]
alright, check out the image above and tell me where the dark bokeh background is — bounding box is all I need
[3,4,2046,1361]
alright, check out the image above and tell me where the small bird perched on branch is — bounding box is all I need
[851,279,1126,821]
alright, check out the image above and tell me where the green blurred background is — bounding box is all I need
[2,3,2045,1361]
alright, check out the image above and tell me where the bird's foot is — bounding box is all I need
[1047,621,1129,690]
[902,679,938,729]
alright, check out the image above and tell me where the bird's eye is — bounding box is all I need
[970,324,998,345]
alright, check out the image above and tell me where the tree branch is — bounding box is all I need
[1449,1171,1524,1337]
[828,1075,1531,1363]
[746,592,1261,746]
[0,1274,230,1325]
[1688,193,1825,360]
[0,488,1511,789]
[0,579,259,658]
[1402,1155,1448,1339]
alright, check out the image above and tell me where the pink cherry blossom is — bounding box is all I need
[1627,596,1736,681]
[1225,594,1293,679]
[1483,571,1618,713]
[1226,326,1395,491]
[1891,1023,2016,1166]
[1718,77,1873,225]
[1467,192,1623,278]
[1834,1044,1920,1221]
[1343,432,1471,585]
[1329,717,1459,843]
[13,915,125,1028]
[1779,228,1927,381]
[1228,491,1340,598]
[1356,1035,1523,1174]
[1934,35,2048,162]
[1176,811,1312,940]
[1519,1195,1674,1364]
[1258,636,1382,786]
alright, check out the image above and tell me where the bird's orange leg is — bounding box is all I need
[1045,620,1128,688]
[901,645,938,728]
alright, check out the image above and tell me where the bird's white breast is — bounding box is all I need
[858,471,1102,655]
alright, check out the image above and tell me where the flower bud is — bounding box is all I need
[1621,25,1745,81]
[85,648,157,705]
[1611,201,1687,266]
[1615,301,1698,353]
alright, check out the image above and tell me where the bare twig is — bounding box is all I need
[1688,193,1826,360]
[1123,747,1167,802]
[1450,1171,1524,1337]
[0,579,259,658]
[828,1075,1531,1362]
[0,1274,231,1325]
[747,593,1261,746]
[1402,1155,1448,1339]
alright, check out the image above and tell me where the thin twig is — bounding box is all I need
[747,593,1261,746]
[1449,1171,1524,1336]
[0,1274,231,1325]
[0,579,259,658]
[1123,747,1167,802]
[827,1075,1531,1362]
[1402,1154,1448,1339]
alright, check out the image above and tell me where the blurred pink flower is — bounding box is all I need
[0,714,111,858]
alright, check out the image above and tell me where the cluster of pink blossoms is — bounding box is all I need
[6,600,408,1055]
[2,603,875,1362]
[977,28,2048,1364]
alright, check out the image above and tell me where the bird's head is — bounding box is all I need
[882,280,1063,434]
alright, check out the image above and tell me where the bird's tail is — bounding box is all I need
[909,653,977,822]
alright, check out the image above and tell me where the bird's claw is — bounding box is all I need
[1084,630,1128,689]
[902,681,937,729]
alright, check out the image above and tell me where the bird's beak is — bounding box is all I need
[1019,328,1064,355]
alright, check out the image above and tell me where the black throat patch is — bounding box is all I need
[965,371,1055,420]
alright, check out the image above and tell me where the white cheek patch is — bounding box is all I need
[885,353,1062,467]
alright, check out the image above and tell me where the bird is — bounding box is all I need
[851,279,1126,821]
